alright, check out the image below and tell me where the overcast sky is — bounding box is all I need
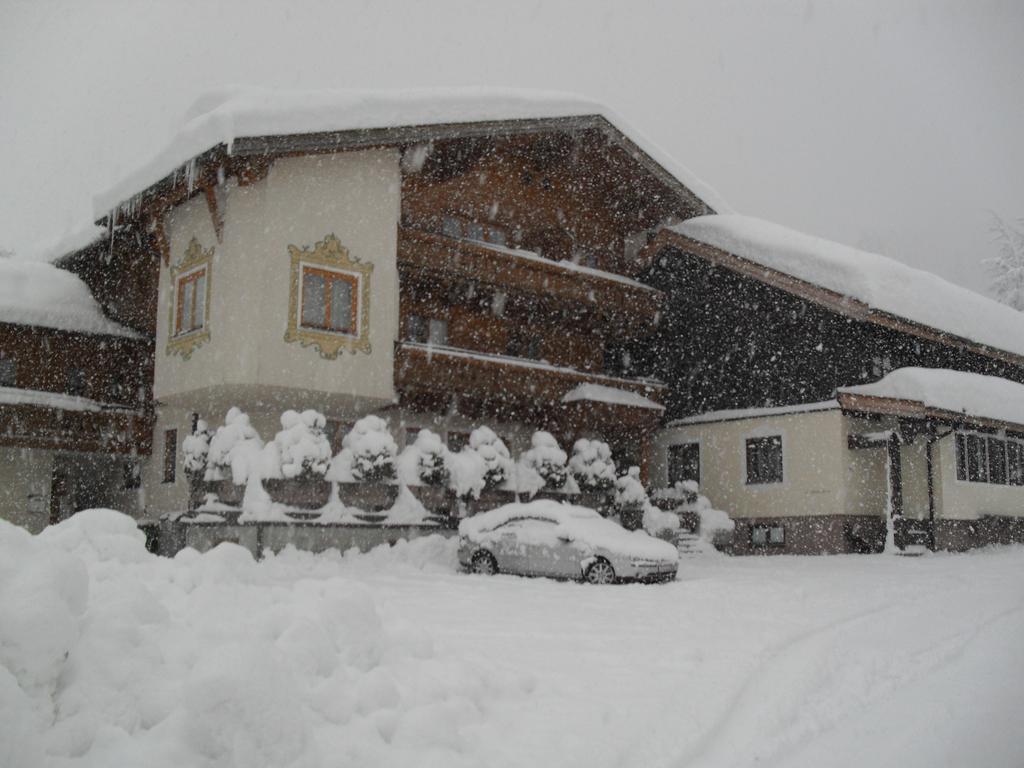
[2,0,1022,298]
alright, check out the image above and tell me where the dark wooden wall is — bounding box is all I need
[639,248,1024,421]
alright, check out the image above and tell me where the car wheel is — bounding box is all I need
[585,559,615,585]
[471,551,498,575]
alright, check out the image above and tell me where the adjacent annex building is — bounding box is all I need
[3,87,1023,553]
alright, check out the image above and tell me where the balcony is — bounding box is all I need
[0,387,150,454]
[397,228,662,330]
[394,342,665,433]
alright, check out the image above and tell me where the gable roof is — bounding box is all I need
[838,367,1024,431]
[651,214,1024,366]
[93,86,730,221]
[0,258,138,338]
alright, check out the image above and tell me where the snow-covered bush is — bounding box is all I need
[470,426,513,490]
[205,407,265,484]
[568,438,616,492]
[273,409,332,480]
[341,415,397,483]
[521,431,568,491]
[182,419,213,477]
[405,430,450,483]
[448,448,487,500]
[643,505,680,539]
[613,466,648,510]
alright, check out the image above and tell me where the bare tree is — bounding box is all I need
[985,214,1024,310]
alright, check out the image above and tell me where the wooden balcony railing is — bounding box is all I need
[395,342,664,432]
[0,393,151,454]
[397,228,662,328]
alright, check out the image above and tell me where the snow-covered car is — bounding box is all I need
[457,500,678,584]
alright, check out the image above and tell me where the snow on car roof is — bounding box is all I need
[459,500,678,562]
[93,86,731,217]
[0,257,139,338]
[671,214,1024,362]
[839,367,1024,428]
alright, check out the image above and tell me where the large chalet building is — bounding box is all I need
[3,88,1024,553]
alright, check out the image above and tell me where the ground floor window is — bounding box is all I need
[447,431,470,453]
[746,435,783,484]
[0,356,15,387]
[751,524,785,547]
[956,431,1024,486]
[668,442,700,486]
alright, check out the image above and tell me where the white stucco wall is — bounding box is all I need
[154,148,401,407]
[0,447,53,533]
[652,408,847,519]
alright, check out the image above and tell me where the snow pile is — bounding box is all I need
[673,215,1024,361]
[0,511,527,767]
[274,409,332,479]
[329,415,397,483]
[519,431,569,495]
[0,258,137,338]
[205,407,266,484]
[181,419,212,476]
[562,383,664,411]
[460,500,678,563]
[396,429,450,487]
[568,438,616,492]
[94,86,730,220]
[839,367,1024,428]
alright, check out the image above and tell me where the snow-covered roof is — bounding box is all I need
[838,368,1024,428]
[665,400,838,427]
[29,222,107,264]
[93,86,731,217]
[562,383,664,410]
[0,386,136,413]
[670,214,1024,362]
[0,258,138,338]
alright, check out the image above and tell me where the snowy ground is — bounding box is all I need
[3,511,1023,768]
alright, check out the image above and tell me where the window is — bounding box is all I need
[447,431,470,453]
[668,443,700,486]
[746,436,783,485]
[507,330,542,360]
[751,524,785,547]
[406,314,427,343]
[440,216,508,246]
[427,318,448,346]
[66,367,86,397]
[0,356,15,387]
[174,267,207,336]
[955,431,1024,486]
[163,429,177,484]
[301,266,357,334]
[124,459,141,490]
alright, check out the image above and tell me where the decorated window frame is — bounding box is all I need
[167,237,213,359]
[285,234,373,358]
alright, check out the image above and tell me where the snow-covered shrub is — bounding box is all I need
[568,438,616,492]
[273,410,332,480]
[643,505,680,539]
[521,431,568,491]
[414,429,450,486]
[205,407,265,484]
[613,465,648,510]
[342,415,397,483]
[448,448,487,500]
[182,419,213,477]
[469,426,513,490]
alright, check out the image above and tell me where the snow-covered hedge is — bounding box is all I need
[205,407,265,484]
[396,429,450,487]
[334,415,398,483]
[568,438,616,492]
[613,466,648,509]
[273,409,332,480]
[470,426,513,490]
[182,419,213,477]
[520,431,568,491]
